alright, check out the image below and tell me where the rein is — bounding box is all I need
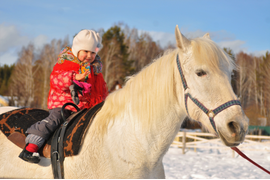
[176,54,270,175]
[231,147,270,175]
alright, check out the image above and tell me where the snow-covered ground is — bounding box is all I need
[163,143,270,179]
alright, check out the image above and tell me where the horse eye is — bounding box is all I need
[196,70,207,77]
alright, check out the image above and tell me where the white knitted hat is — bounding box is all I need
[72,30,103,57]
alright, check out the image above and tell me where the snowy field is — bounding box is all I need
[163,143,270,179]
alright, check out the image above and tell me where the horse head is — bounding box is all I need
[175,25,249,147]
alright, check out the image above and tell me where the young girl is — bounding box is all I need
[19,30,108,163]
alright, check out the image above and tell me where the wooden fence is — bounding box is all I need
[172,131,270,157]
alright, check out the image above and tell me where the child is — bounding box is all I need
[19,30,108,163]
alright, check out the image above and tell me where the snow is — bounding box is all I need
[163,143,270,179]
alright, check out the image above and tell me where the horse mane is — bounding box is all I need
[96,49,179,136]
[95,37,235,137]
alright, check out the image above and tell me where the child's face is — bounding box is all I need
[77,50,96,63]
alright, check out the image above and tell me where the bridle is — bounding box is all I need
[176,54,270,175]
[176,54,241,134]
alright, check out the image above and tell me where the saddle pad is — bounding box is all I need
[0,102,104,158]
[0,108,49,137]
[57,104,101,157]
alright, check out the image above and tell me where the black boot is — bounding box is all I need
[19,147,40,164]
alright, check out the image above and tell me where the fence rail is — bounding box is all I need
[172,131,270,157]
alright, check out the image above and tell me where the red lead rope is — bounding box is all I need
[231,147,270,175]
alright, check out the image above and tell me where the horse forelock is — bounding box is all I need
[96,49,180,136]
[191,38,236,73]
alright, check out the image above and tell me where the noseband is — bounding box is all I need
[176,54,241,134]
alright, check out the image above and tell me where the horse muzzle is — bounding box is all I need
[217,116,249,147]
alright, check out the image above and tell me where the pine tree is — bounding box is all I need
[0,64,15,95]
[99,25,131,89]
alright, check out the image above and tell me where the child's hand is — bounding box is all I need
[75,70,90,81]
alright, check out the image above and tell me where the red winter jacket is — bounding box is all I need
[47,51,108,112]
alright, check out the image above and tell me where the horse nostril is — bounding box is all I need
[228,121,239,134]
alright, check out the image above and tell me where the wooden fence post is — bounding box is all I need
[194,134,197,152]
[182,131,186,154]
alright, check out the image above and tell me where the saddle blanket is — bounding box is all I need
[0,102,103,158]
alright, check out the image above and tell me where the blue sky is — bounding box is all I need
[0,0,269,66]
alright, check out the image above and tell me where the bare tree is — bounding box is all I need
[10,44,39,107]
[99,39,122,87]
[98,25,129,90]
[37,37,69,109]
[125,28,163,72]
[236,51,270,125]
[236,52,256,108]
[257,52,270,123]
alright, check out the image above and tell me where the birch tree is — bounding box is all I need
[236,52,256,108]
[99,26,129,89]
[10,44,38,107]
[257,52,270,123]
[37,38,69,109]
[125,28,163,72]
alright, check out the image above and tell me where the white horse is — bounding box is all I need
[0,25,249,179]
[0,106,19,114]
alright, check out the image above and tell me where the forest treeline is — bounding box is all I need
[0,24,269,126]
[0,64,15,95]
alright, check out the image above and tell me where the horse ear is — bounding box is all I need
[175,25,190,51]
[203,33,211,39]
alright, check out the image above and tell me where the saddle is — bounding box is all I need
[0,102,104,158]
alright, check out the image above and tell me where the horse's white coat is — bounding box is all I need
[0,25,249,179]
[0,106,19,114]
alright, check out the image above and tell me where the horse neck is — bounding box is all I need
[131,51,186,155]
[101,50,186,158]
[72,50,187,176]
